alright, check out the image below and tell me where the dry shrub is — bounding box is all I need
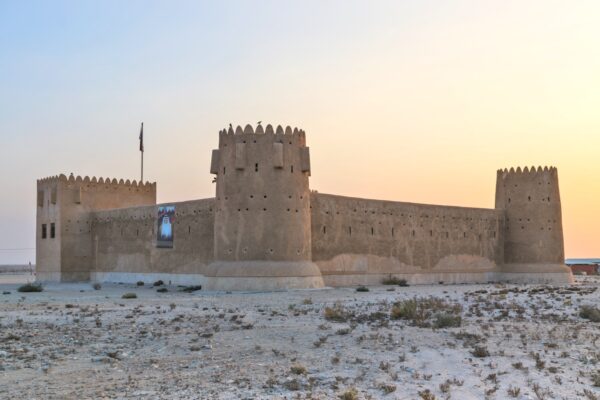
[471,345,490,358]
[290,364,307,375]
[391,297,462,328]
[324,304,350,323]
[339,388,359,400]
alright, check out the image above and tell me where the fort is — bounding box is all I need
[36,124,573,290]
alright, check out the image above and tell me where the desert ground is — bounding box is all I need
[1,274,599,400]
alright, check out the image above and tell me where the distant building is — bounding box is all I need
[566,259,600,275]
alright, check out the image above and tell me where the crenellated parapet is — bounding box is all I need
[212,123,311,176]
[219,124,306,137]
[497,166,557,175]
[217,124,308,150]
[37,173,155,189]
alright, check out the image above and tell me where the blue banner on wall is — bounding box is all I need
[157,205,175,248]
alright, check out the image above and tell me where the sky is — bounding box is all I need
[0,0,599,263]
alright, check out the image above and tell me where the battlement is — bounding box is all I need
[497,166,557,176]
[37,173,156,189]
[219,124,306,137]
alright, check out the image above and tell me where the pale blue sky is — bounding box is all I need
[1,1,599,263]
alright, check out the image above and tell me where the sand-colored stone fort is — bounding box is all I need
[36,124,573,290]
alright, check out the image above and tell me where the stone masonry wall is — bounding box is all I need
[310,193,504,279]
[91,198,215,278]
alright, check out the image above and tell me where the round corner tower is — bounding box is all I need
[495,166,571,280]
[206,123,324,290]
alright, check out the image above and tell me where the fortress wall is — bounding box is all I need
[59,175,156,281]
[310,193,504,285]
[90,198,215,284]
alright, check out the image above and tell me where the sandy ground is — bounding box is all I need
[1,275,599,400]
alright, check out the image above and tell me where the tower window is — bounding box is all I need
[255,163,258,172]
[323,226,326,234]
[42,224,47,239]
[291,165,294,173]
[348,226,352,236]
[391,228,394,237]
[50,223,56,239]
[223,166,226,174]
[371,227,374,235]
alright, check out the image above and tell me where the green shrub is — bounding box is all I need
[433,313,462,328]
[136,281,144,286]
[181,285,202,292]
[390,299,418,320]
[121,293,137,299]
[580,305,600,322]
[17,283,43,293]
[153,280,164,286]
[382,276,409,286]
[356,286,369,292]
[156,287,168,293]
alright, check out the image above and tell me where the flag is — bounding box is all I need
[139,122,144,152]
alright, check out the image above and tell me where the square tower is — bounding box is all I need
[36,174,156,282]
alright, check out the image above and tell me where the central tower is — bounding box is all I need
[206,124,324,290]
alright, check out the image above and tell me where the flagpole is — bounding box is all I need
[140,122,144,182]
